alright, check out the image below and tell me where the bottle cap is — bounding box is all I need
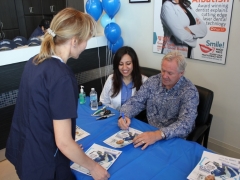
[91,88,95,91]
[80,86,84,93]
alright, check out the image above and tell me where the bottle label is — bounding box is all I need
[90,94,97,101]
[79,94,86,104]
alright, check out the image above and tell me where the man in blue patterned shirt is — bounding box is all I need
[118,51,199,150]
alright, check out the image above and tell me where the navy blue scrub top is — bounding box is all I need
[6,56,78,180]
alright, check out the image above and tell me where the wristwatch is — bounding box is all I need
[160,131,166,140]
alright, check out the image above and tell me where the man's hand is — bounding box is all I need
[118,116,131,130]
[89,162,110,180]
[132,130,162,150]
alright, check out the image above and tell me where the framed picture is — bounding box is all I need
[129,0,151,3]
[152,0,233,64]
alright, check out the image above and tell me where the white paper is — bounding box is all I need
[70,143,122,176]
[75,125,90,142]
[187,151,240,180]
[103,127,142,148]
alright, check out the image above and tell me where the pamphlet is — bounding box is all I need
[187,151,240,180]
[103,127,142,148]
[75,125,90,142]
[70,143,122,176]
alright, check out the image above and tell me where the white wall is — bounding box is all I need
[105,1,240,150]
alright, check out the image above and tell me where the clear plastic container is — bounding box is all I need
[79,86,86,104]
[90,88,98,110]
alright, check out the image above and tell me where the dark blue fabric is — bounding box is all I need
[6,56,78,180]
[29,26,44,39]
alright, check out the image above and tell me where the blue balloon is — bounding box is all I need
[102,0,121,19]
[86,0,103,21]
[100,14,115,28]
[104,23,121,44]
[108,36,124,53]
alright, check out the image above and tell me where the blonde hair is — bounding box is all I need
[34,7,96,64]
[161,50,187,72]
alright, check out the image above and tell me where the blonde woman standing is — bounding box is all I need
[6,8,110,180]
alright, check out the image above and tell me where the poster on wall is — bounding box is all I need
[153,0,234,64]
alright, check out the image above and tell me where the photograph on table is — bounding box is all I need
[187,151,240,180]
[104,127,142,148]
[70,143,122,176]
[153,0,233,64]
[75,125,90,142]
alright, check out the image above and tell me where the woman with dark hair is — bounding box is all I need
[100,46,148,110]
[160,0,207,58]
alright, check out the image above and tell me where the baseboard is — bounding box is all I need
[0,148,6,162]
[208,138,240,159]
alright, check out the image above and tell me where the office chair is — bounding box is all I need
[186,85,214,148]
[140,66,161,77]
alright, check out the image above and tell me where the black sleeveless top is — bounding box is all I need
[185,8,196,58]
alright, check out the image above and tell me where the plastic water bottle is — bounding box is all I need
[90,88,98,110]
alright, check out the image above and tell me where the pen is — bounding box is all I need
[91,106,107,116]
[122,113,129,131]
[96,114,115,120]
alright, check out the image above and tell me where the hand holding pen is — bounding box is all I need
[118,113,131,130]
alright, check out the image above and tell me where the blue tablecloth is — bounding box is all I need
[71,98,209,180]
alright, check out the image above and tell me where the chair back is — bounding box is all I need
[195,85,214,126]
[140,67,160,77]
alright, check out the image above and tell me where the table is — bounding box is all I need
[71,97,210,180]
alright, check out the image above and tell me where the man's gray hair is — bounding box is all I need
[161,51,187,72]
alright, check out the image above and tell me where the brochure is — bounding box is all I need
[70,143,122,176]
[103,127,142,148]
[75,125,90,142]
[187,151,240,180]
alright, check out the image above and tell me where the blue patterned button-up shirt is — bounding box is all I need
[120,74,199,139]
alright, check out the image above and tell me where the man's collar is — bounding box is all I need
[173,76,184,90]
[160,76,184,91]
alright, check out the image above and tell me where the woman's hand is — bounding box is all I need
[184,18,200,35]
[79,144,83,149]
[89,162,110,180]
[196,18,201,25]
[118,116,131,130]
[184,27,192,34]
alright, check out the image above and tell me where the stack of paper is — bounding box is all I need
[103,127,142,148]
[71,143,122,176]
[75,125,90,142]
[187,151,240,180]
